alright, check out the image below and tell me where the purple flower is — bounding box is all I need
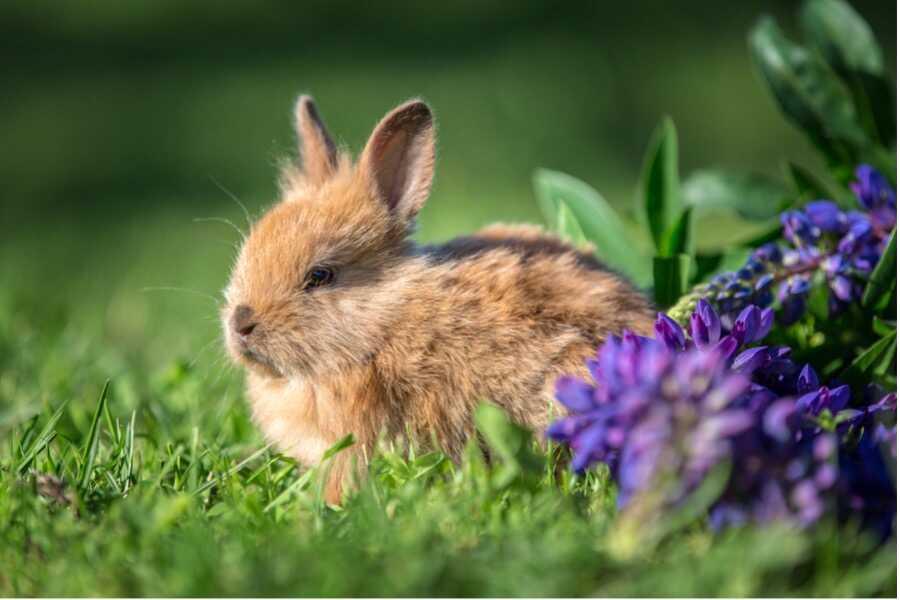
[782,210,819,245]
[837,431,897,540]
[554,376,595,413]
[548,300,897,533]
[777,276,811,325]
[796,384,851,415]
[690,165,895,326]
[850,164,896,233]
[654,313,686,351]
[732,346,771,373]
[805,200,846,232]
[796,364,819,393]
[872,424,897,457]
[689,299,722,348]
[731,305,774,345]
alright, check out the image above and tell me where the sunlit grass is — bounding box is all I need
[0,294,895,596]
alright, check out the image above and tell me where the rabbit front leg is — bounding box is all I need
[321,444,370,506]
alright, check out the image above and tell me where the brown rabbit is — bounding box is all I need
[222,96,654,504]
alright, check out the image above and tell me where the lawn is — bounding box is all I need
[1,313,895,595]
[1,0,896,596]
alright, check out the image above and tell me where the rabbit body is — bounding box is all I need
[223,97,654,503]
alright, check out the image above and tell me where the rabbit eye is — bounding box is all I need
[304,266,335,290]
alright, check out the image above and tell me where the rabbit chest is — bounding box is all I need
[246,374,337,466]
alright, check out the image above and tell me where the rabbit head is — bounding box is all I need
[222,96,435,378]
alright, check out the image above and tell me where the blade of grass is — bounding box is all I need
[264,468,315,513]
[152,445,185,490]
[122,409,136,493]
[17,400,69,474]
[193,442,275,495]
[188,426,200,491]
[78,380,110,490]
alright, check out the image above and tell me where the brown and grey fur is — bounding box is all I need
[222,96,654,504]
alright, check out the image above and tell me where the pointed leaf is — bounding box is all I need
[534,169,652,286]
[801,0,895,148]
[862,228,896,308]
[844,331,897,385]
[641,117,681,252]
[800,0,883,76]
[653,254,692,308]
[661,207,694,257]
[555,199,589,248]
[872,317,896,337]
[749,16,868,164]
[322,433,355,461]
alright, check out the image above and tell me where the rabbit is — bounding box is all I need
[222,95,655,504]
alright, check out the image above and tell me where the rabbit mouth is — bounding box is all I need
[241,349,284,378]
[232,339,284,378]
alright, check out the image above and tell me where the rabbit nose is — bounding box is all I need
[231,305,258,337]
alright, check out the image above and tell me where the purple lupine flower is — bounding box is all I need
[688,165,896,326]
[689,298,722,348]
[872,424,897,457]
[837,431,898,540]
[805,200,846,232]
[654,313,686,351]
[548,301,897,532]
[796,384,851,415]
[731,305,774,345]
[782,210,819,245]
[850,165,896,234]
[777,277,809,325]
[797,364,819,392]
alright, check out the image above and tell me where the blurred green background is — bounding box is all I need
[1,0,895,371]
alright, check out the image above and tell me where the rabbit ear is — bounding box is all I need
[294,95,337,184]
[359,99,434,220]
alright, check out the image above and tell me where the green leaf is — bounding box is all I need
[474,402,531,488]
[555,199,589,247]
[193,442,275,495]
[263,469,315,513]
[322,433,355,461]
[800,0,883,76]
[16,400,69,474]
[534,169,652,286]
[873,337,897,378]
[844,331,897,384]
[682,169,788,220]
[640,117,681,254]
[748,16,867,165]
[653,254,691,308]
[661,207,694,257]
[872,316,896,337]
[850,74,897,151]
[801,0,895,149]
[862,228,896,308]
[79,380,111,489]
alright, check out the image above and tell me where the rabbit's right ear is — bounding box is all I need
[358,100,435,221]
[294,95,337,185]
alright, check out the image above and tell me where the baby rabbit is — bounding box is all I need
[222,96,654,503]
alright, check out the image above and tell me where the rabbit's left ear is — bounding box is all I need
[359,99,435,220]
[294,95,337,185]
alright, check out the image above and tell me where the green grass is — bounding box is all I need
[1,2,896,594]
[0,290,896,596]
